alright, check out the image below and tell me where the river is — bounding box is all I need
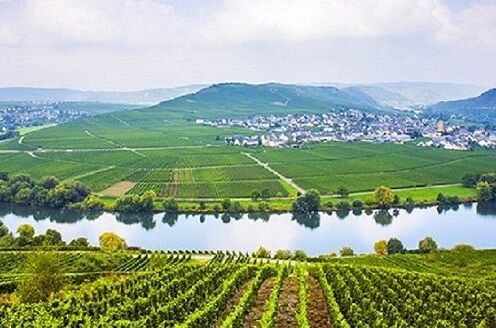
[1,203,496,255]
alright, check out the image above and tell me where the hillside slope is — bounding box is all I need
[151,82,390,119]
[426,88,496,123]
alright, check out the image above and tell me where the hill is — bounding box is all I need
[0,85,206,105]
[426,88,496,123]
[322,82,487,108]
[152,82,390,119]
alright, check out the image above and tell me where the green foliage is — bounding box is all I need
[99,232,127,251]
[164,198,179,213]
[419,236,438,253]
[292,189,320,212]
[253,246,271,258]
[274,249,292,260]
[115,190,155,212]
[340,247,355,257]
[17,252,64,303]
[387,238,406,254]
[374,185,395,207]
[336,186,349,198]
[374,240,388,256]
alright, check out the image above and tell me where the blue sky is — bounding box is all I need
[0,0,495,90]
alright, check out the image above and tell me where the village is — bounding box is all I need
[0,102,89,131]
[197,110,496,150]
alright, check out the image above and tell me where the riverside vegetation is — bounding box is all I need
[0,225,494,327]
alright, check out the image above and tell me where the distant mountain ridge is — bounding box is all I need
[318,82,487,109]
[151,82,392,119]
[426,88,496,123]
[0,85,206,105]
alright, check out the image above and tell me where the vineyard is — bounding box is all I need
[0,250,494,327]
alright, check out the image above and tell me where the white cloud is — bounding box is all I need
[0,0,495,89]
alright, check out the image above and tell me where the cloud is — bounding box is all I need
[0,0,495,89]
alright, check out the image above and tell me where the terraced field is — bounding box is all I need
[1,250,495,327]
[1,107,495,199]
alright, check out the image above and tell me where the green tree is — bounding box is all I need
[17,224,35,240]
[43,229,64,246]
[461,173,481,187]
[374,186,395,207]
[340,246,355,257]
[336,186,349,198]
[221,198,232,210]
[387,238,405,254]
[69,237,90,247]
[419,236,438,253]
[164,198,179,213]
[251,190,261,201]
[260,188,271,200]
[374,240,388,256]
[99,232,127,251]
[253,246,271,258]
[293,250,307,260]
[18,252,64,303]
[292,189,320,212]
[274,250,292,259]
[477,181,493,201]
[39,176,59,189]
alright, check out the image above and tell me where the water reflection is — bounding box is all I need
[1,202,496,255]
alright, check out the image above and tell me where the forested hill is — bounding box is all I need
[150,83,393,119]
[426,88,496,123]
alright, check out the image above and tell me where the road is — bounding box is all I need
[243,152,306,194]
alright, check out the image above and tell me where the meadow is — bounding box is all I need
[0,105,495,201]
[0,249,494,327]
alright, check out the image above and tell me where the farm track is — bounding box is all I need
[275,275,299,328]
[244,277,276,327]
[307,276,332,327]
[243,152,306,194]
[212,279,254,327]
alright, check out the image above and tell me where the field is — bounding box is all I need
[0,105,495,200]
[1,249,495,327]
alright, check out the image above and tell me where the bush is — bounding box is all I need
[336,201,351,211]
[18,252,65,303]
[374,240,388,256]
[293,250,307,260]
[221,198,232,210]
[452,244,475,252]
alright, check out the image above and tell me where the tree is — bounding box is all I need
[336,186,349,198]
[352,199,363,209]
[374,240,388,256]
[477,181,494,202]
[253,246,271,258]
[43,229,64,246]
[251,190,261,201]
[274,250,292,259]
[452,244,475,252]
[293,250,307,260]
[461,173,481,187]
[39,176,59,190]
[419,236,438,253]
[436,193,447,203]
[164,198,179,213]
[374,186,395,207]
[18,252,64,303]
[292,189,320,212]
[99,232,127,251]
[387,238,405,254]
[221,198,232,210]
[69,237,90,247]
[260,188,271,200]
[340,246,355,257]
[17,224,35,240]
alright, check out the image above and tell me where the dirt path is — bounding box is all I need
[307,276,332,327]
[243,152,305,194]
[213,279,253,327]
[275,275,299,328]
[244,277,276,328]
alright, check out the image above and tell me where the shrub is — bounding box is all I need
[340,246,354,257]
[387,238,405,254]
[419,236,438,253]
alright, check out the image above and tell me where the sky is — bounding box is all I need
[0,0,495,91]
